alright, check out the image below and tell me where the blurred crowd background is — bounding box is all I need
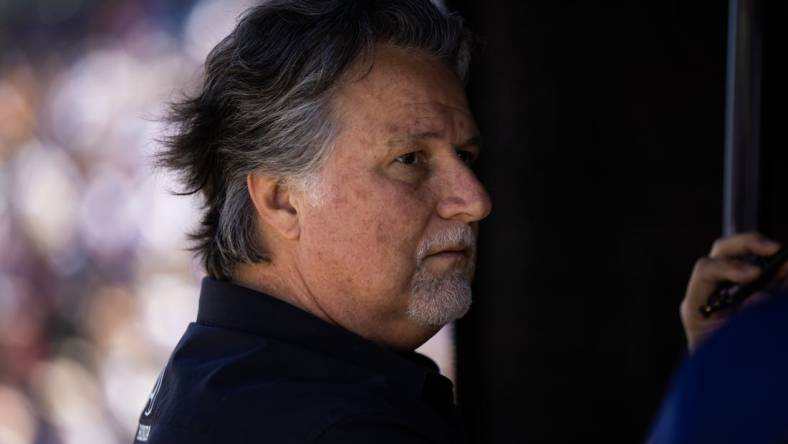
[0,1,455,443]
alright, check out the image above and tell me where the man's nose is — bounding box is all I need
[434,161,492,223]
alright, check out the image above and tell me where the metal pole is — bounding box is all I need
[723,0,763,235]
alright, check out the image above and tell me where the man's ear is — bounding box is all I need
[246,172,300,240]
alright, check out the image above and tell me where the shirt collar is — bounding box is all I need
[195,277,449,403]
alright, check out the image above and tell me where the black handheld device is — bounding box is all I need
[699,247,788,318]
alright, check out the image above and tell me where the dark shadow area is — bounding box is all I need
[451,2,729,442]
[760,1,788,243]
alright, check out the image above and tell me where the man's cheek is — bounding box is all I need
[373,217,413,260]
[371,192,425,247]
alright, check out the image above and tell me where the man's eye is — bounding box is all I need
[396,152,421,165]
[457,150,477,165]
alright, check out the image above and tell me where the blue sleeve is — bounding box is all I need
[648,289,788,443]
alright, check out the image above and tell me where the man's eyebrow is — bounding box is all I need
[457,135,483,150]
[385,131,483,149]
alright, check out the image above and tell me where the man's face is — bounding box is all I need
[294,45,492,350]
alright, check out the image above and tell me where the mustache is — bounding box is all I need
[415,225,477,263]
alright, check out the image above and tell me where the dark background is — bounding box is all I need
[451,1,787,442]
[452,1,723,442]
[760,1,788,243]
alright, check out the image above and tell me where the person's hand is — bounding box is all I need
[680,232,787,353]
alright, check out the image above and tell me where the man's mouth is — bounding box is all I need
[425,247,469,261]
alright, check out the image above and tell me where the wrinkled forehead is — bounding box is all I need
[382,102,477,145]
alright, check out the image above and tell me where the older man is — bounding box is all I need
[134,1,488,443]
[133,0,787,442]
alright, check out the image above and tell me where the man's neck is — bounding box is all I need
[232,260,440,352]
[232,260,339,327]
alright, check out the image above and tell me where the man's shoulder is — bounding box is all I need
[140,374,424,444]
[139,410,437,444]
[136,323,425,443]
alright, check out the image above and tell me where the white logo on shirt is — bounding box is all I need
[144,369,165,417]
[136,424,151,442]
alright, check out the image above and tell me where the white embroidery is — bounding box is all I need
[136,424,151,442]
[144,369,165,417]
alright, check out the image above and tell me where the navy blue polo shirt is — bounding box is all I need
[133,278,464,443]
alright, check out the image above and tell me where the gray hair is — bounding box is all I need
[408,224,477,326]
[158,0,474,279]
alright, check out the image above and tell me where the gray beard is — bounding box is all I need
[405,267,473,327]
